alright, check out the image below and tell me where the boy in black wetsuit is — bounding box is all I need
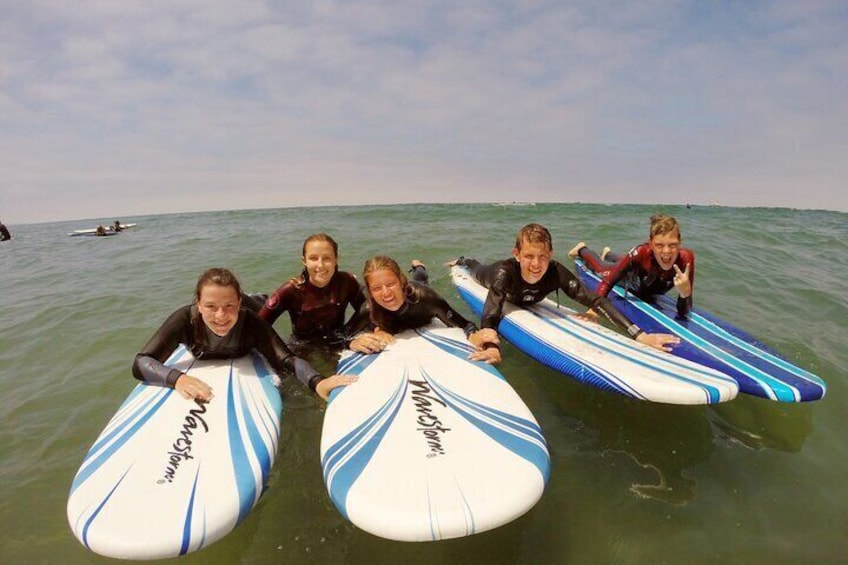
[453,223,679,352]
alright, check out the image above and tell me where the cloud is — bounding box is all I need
[1,0,846,223]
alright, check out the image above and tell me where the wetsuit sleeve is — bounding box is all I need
[596,252,637,297]
[424,287,478,336]
[132,306,193,387]
[554,263,643,337]
[479,267,511,331]
[258,282,294,325]
[245,311,325,392]
[340,301,373,345]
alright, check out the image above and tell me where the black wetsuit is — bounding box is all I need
[132,306,324,392]
[0,223,11,241]
[578,243,695,318]
[365,281,478,337]
[258,271,366,344]
[457,257,644,337]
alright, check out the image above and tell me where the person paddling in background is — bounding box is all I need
[451,223,679,352]
[112,220,123,232]
[349,255,501,364]
[0,220,10,241]
[569,214,694,319]
[257,233,367,347]
[132,267,355,402]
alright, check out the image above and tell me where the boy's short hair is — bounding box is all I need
[649,214,682,240]
[515,223,553,250]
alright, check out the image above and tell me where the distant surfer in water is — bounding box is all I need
[0,220,10,241]
[568,214,694,318]
[451,223,679,352]
[112,220,123,232]
[132,267,356,402]
[256,233,367,348]
[348,255,501,364]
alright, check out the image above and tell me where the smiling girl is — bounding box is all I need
[132,267,354,402]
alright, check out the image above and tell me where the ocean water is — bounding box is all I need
[1,203,846,564]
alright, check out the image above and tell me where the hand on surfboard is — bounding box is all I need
[316,374,359,400]
[636,332,681,353]
[468,328,502,364]
[174,373,214,402]
[349,328,395,354]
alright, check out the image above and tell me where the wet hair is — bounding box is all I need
[514,223,553,250]
[292,233,340,287]
[191,267,242,352]
[649,214,682,240]
[362,255,418,331]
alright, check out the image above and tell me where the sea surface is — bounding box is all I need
[1,203,846,564]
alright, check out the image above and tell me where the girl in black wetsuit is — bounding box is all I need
[258,233,366,346]
[348,256,501,364]
[132,267,355,402]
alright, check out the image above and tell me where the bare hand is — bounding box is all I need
[469,347,502,364]
[673,263,692,298]
[174,373,214,402]
[573,308,600,323]
[315,374,359,401]
[636,332,680,353]
[468,328,499,349]
[349,330,394,354]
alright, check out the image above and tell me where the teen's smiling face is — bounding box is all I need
[650,231,681,271]
[303,240,338,288]
[366,269,405,311]
[513,238,552,284]
[197,284,241,336]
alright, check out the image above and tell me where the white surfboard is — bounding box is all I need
[67,346,282,560]
[321,326,550,542]
[451,265,738,404]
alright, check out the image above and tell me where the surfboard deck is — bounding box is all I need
[573,258,826,402]
[451,265,738,404]
[67,346,282,559]
[321,325,550,542]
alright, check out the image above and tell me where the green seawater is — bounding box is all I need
[1,203,846,564]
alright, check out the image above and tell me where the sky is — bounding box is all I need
[1,0,846,224]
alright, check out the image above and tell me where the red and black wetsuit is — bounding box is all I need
[578,243,695,317]
[132,306,324,393]
[365,281,479,337]
[457,257,645,338]
[258,271,366,344]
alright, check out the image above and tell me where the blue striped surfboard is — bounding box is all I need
[451,266,738,404]
[573,259,826,402]
[321,325,549,542]
[67,346,282,559]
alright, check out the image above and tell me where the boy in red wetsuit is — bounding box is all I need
[569,214,694,318]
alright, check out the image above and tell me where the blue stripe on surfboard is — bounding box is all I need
[415,328,506,382]
[71,388,172,495]
[236,369,273,492]
[180,466,202,555]
[414,330,549,446]
[532,301,734,404]
[225,362,257,526]
[575,260,825,401]
[456,284,646,399]
[250,353,282,453]
[454,268,736,403]
[322,375,408,519]
[80,463,134,548]
[422,368,550,484]
[329,352,381,403]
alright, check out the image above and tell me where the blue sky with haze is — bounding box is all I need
[2,1,846,224]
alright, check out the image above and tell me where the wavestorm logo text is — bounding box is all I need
[408,380,451,456]
[160,402,210,483]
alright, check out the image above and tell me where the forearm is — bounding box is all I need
[132,354,183,387]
